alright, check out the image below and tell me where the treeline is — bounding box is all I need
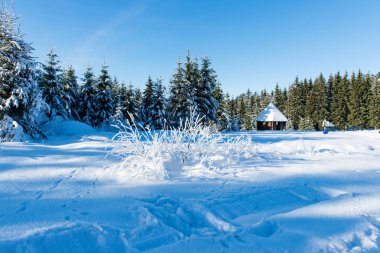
[1,4,380,142]
[37,49,380,132]
[36,49,220,130]
[226,72,380,131]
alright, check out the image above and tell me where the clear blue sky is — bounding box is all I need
[14,0,380,96]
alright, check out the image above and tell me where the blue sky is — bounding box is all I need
[14,0,380,95]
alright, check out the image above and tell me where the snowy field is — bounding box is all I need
[1,124,380,253]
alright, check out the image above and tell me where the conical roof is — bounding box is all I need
[255,103,288,122]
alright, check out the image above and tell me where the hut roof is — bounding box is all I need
[256,103,288,122]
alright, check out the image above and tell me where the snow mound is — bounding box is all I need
[0,115,28,142]
[111,156,168,183]
[41,118,96,137]
[0,222,129,253]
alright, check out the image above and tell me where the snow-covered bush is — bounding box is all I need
[0,115,27,142]
[108,111,256,182]
[109,115,170,182]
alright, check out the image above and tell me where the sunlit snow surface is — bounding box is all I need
[1,126,380,252]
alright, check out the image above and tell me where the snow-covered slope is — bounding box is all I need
[0,130,380,252]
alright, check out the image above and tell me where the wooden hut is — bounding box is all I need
[255,103,288,130]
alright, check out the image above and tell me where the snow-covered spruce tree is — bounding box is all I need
[149,78,167,130]
[331,72,350,129]
[286,77,302,130]
[273,83,286,113]
[111,77,120,107]
[369,74,380,129]
[112,79,123,122]
[302,78,312,120]
[281,88,288,117]
[348,71,371,129]
[194,56,218,123]
[247,91,260,130]
[287,77,310,130]
[116,82,128,121]
[237,95,250,130]
[225,95,241,131]
[119,84,139,124]
[361,74,372,129]
[93,64,114,127]
[182,53,198,115]
[167,58,186,126]
[326,74,334,121]
[286,118,294,130]
[142,76,154,127]
[298,117,314,131]
[79,66,97,125]
[259,89,270,111]
[39,48,71,120]
[0,4,46,141]
[62,65,80,120]
[306,74,327,130]
[252,92,262,123]
[213,83,228,130]
[348,71,363,128]
[134,87,144,124]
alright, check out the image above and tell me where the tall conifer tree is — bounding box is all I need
[39,49,70,120]
[369,74,380,128]
[0,3,46,140]
[93,64,114,127]
[331,72,350,129]
[79,66,97,125]
[62,65,79,120]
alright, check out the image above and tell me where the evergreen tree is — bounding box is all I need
[251,92,262,127]
[259,89,270,110]
[79,66,97,125]
[225,96,240,131]
[117,82,128,121]
[111,77,120,106]
[237,95,250,130]
[111,78,122,121]
[194,56,218,123]
[361,74,372,128]
[298,117,314,131]
[331,72,350,129]
[134,87,143,123]
[349,71,371,128]
[369,74,380,128]
[0,4,46,140]
[182,52,198,117]
[142,76,154,126]
[281,88,288,117]
[148,78,167,130]
[93,64,114,127]
[273,83,285,112]
[62,65,79,120]
[168,58,186,125]
[306,74,327,130]
[286,118,294,130]
[287,77,304,130]
[120,84,139,124]
[213,83,228,130]
[39,48,71,120]
[326,74,334,120]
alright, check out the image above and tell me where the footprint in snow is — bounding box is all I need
[16,201,29,213]
[35,191,44,200]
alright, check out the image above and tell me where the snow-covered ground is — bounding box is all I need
[1,124,380,252]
